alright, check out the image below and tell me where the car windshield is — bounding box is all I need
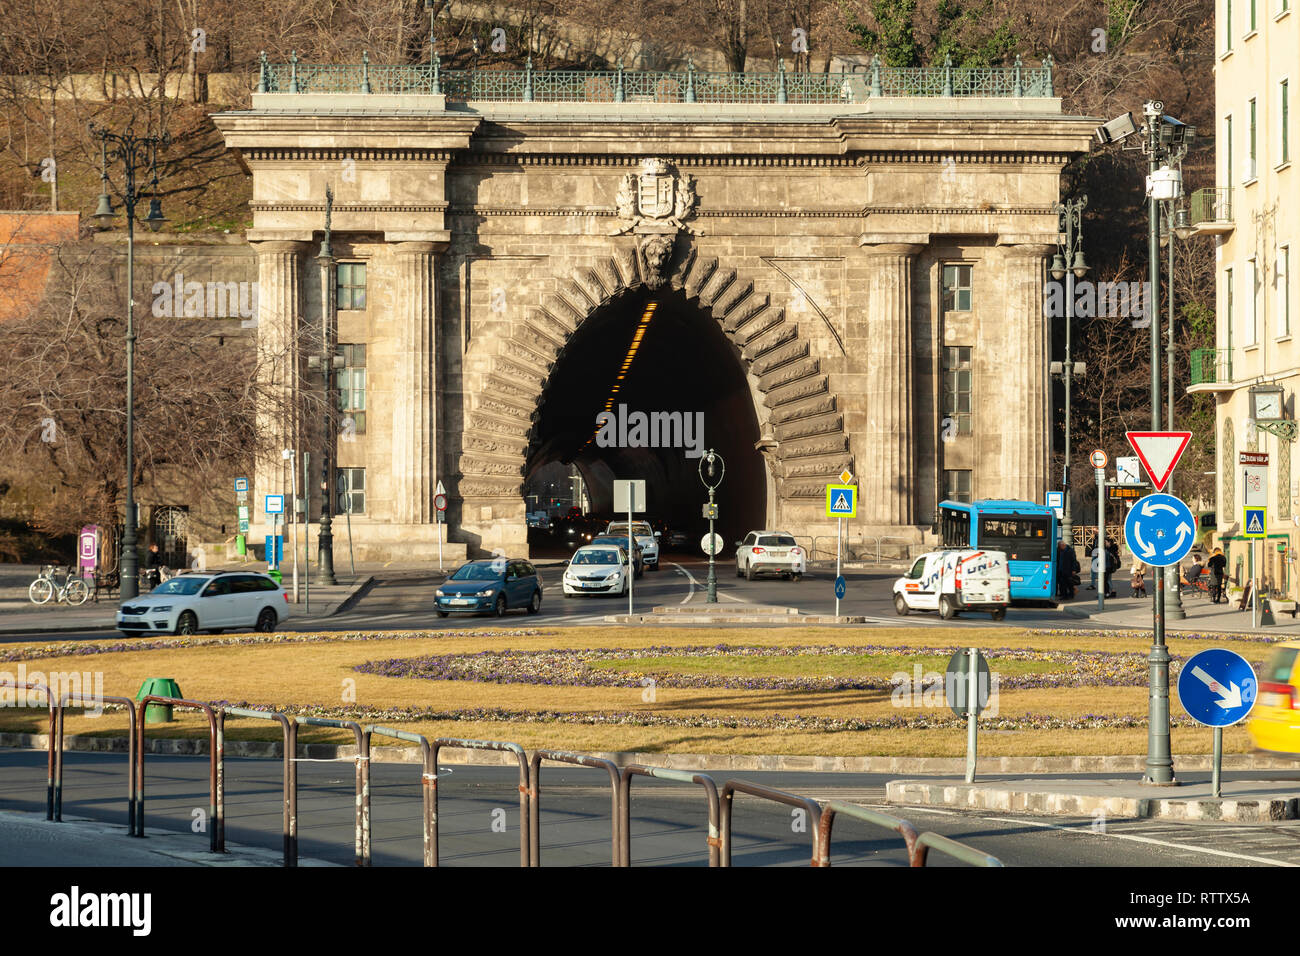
[608,523,652,536]
[758,535,796,546]
[573,550,618,565]
[149,577,208,596]
[450,563,503,581]
[592,536,633,548]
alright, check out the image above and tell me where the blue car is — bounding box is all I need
[436,559,543,617]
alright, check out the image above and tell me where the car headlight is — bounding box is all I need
[475,588,495,596]
[151,605,173,612]
[604,571,618,581]
[435,589,445,598]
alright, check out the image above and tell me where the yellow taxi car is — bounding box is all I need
[1247,641,1300,754]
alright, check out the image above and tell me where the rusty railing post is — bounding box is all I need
[620,764,721,867]
[135,696,221,853]
[530,750,621,866]
[719,779,822,867]
[432,738,530,867]
[56,693,138,833]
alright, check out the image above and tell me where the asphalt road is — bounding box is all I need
[1,552,1093,642]
[6,750,1300,867]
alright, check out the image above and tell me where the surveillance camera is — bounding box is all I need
[1094,112,1138,146]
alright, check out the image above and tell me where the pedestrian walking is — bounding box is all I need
[1104,541,1120,598]
[145,543,164,591]
[1208,547,1228,603]
[1089,545,1102,590]
[1130,561,1147,598]
[1056,540,1079,600]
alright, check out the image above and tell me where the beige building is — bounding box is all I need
[210,60,1093,562]
[1190,0,1298,595]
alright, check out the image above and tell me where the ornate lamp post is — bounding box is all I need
[91,123,169,600]
[699,449,725,603]
[1050,195,1088,551]
[308,185,339,585]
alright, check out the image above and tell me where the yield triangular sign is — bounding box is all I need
[1125,431,1192,492]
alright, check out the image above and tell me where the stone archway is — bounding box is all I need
[455,239,855,554]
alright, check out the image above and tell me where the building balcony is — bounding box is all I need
[1188,348,1234,393]
[1189,187,1234,235]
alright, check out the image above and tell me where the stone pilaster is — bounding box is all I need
[252,240,309,526]
[859,243,923,525]
[1001,244,1053,502]
[390,241,440,524]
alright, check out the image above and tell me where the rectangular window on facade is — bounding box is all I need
[1226,114,1234,185]
[336,344,367,434]
[944,470,972,503]
[1227,0,1234,48]
[1251,0,1258,30]
[941,264,973,312]
[337,262,367,310]
[339,467,366,514]
[1226,268,1235,350]
[1282,245,1292,337]
[1249,98,1258,179]
[1249,258,1259,343]
[942,346,973,435]
[1282,80,1290,163]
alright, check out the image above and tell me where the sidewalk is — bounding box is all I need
[887,776,1300,822]
[1061,587,1300,634]
[0,561,375,636]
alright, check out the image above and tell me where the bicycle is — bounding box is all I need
[28,565,91,606]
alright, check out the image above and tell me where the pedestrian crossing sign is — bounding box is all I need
[825,483,858,518]
[1243,506,1267,538]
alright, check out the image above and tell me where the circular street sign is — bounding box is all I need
[434,493,448,512]
[834,575,846,599]
[700,533,724,556]
[1124,492,1196,568]
[1177,648,1257,728]
[1090,449,1109,469]
[945,649,992,717]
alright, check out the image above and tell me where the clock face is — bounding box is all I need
[1256,392,1283,420]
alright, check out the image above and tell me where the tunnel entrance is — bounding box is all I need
[523,286,766,546]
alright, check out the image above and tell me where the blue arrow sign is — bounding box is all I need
[834,575,846,599]
[1123,493,1196,568]
[1177,648,1257,727]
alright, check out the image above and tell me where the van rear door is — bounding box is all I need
[957,551,1009,605]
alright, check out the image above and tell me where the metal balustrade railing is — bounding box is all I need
[256,51,1054,103]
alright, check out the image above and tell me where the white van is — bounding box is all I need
[892,549,1011,621]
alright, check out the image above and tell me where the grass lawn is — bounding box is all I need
[0,625,1278,758]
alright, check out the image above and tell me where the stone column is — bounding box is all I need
[1001,244,1053,502]
[252,240,309,527]
[859,243,923,526]
[391,241,440,524]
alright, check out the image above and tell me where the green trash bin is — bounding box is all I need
[136,677,182,724]
[267,569,283,586]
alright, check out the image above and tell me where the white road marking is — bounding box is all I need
[981,814,1299,866]
[670,562,697,604]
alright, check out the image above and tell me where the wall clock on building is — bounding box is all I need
[1250,385,1285,422]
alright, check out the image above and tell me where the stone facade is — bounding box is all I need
[213,94,1094,559]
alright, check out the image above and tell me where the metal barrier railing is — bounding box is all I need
[529,750,621,866]
[719,778,822,867]
[0,680,55,819]
[814,800,920,867]
[220,707,298,866]
[134,696,223,853]
[296,716,370,866]
[432,737,530,867]
[55,693,137,833]
[619,764,721,867]
[913,830,1004,867]
[363,725,436,866]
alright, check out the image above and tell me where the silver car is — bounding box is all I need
[735,531,806,581]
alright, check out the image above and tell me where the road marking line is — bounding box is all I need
[670,563,697,604]
[982,814,1299,866]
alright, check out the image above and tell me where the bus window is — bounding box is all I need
[940,507,970,549]
[978,517,1053,561]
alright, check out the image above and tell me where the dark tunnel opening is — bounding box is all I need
[524,287,766,545]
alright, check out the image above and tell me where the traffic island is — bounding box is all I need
[885,777,1300,822]
[603,604,868,625]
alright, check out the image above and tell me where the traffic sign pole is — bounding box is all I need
[1096,467,1105,612]
[965,647,978,783]
[1212,727,1223,797]
[835,516,842,619]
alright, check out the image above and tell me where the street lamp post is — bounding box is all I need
[92,123,169,601]
[310,185,338,585]
[699,449,725,603]
[1051,196,1089,550]
[1162,194,1194,620]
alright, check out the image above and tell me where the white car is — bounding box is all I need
[563,545,631,597]
[893,549,1010,621]
[117,571,291,635]
[735,531,806,580]
[605,520,660,570]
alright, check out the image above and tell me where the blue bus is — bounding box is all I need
[938,500,1058,603]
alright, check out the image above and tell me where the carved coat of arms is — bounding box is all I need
[610,158,699,288]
